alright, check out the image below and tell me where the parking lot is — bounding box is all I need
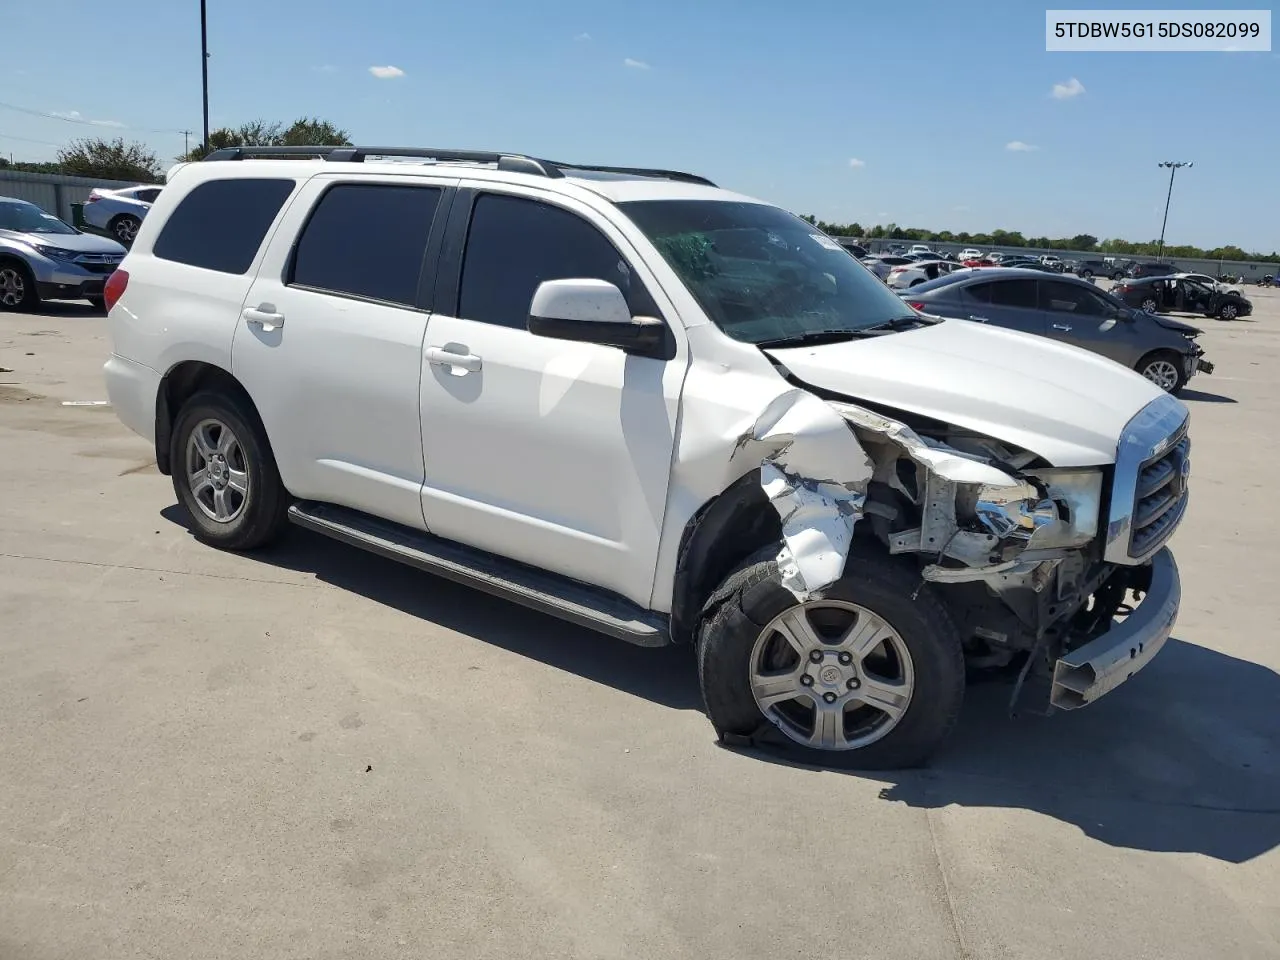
[2,292,1278,959]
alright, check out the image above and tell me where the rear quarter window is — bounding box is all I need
[152,177,295,275]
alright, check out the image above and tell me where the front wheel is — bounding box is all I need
[1138,350,1187,394]
[1141,297,1158,313]
[696,542,965,769]
[0,260,38,312]
[1081,270,1093,279]
[1219,302,1239,320]
[170,390,291,551]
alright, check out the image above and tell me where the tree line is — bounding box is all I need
[799,215,1278,265]
[0,117,350,183]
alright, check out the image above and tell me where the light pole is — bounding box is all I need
[200,0,210,154]
[1156,161,1192,262]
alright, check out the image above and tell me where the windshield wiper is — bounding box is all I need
[862,314,939,332]
[753,329,873,349]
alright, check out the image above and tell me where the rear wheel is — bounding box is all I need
[0,259,38,312]
[1140,296,1158,313]
[170,390,290,550]
[696,542,965,769]
[1219,302,1239,320]
[111,214,141,244]
[1081,270,1093,279]
[1138,350,1186,394]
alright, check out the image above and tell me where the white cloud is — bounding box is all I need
[368,65,405,79]
[1006,140,1039,152]
[623,58,650,69]
[574,32,591,41]
[1051,77,1085,100]
[848,157,866,169]
[52,109,123,128]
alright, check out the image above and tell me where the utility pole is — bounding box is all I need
[180,129,192,157]
[200,0,210,154]
[1156,161,1192,262]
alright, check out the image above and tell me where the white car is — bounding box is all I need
[886,259,964,288]
[957,248,983,261]
[906,244,933,256]
[1175,272,1242,296]
[102,144,1189,767]
[82,184,161,244]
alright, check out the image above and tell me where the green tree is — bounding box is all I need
[1069,234,1098,250]
[56,137,161,182]
[183,116,351,160]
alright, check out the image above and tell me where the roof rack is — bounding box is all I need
[199,145,716,187]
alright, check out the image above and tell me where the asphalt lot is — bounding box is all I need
[2,291,1278,960]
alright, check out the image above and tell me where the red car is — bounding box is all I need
[962,258,997,268]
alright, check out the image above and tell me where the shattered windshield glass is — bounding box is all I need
[620,199,920,345]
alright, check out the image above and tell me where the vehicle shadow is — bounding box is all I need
[160,507,1279,862]
[1180,388,1237,404]
[744,637,1280,863]
[30,300,103,317]
[159,506,703,711]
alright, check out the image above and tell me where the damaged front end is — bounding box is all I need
[731,389,1188,714]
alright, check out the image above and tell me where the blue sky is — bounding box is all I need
[3,0,1277,251]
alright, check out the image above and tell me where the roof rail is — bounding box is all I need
[199,144,715,186]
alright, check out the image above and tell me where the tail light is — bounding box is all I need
[907,301,926,311]
[103,269,129,312]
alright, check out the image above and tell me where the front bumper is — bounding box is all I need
[1050,547,1180,710]
[31,257,118,301]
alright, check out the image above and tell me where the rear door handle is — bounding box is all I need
[1052,323,1072,331]
[425,345,482,373]
[243,305,285,331]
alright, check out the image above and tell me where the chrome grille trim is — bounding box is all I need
[1103,393,1190,566]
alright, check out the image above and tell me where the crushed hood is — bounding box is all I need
[764,319,1169,467]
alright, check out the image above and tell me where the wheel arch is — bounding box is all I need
[669,470,783,645]
[154,361,261,475]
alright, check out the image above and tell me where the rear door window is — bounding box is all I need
[153,178,295,274]
[289,183,443,307]
[985,279,1038,308]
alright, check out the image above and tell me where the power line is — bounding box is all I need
[0,132,66,147]
[0,99,187,136]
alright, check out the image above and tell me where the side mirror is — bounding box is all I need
[527,279,667,357]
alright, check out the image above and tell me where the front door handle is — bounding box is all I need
[424,345,482,374]
[1052,322,1073,332]
[243,305,285,331]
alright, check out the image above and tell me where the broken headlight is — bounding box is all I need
[1021,468,1103,550]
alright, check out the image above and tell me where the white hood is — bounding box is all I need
[765,319,1170,467]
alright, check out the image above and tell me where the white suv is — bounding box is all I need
[102,146,1189,768]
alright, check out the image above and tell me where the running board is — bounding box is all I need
[287,501,670,647]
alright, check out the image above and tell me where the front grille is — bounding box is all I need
[76,260,118,274]
[1129,429,1190,558]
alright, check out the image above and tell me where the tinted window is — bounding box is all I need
[905,272,971,296]
[133,189,161,203]
[970,279,1037,308]
[290,184,441,307]
[459,194,652,328]
[1040,280,1114,316]
[154,178,294,274]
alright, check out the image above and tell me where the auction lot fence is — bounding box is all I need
[0,169,140,223]
[847,237,1278,283]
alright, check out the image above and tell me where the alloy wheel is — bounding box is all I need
[115,218,139,243]
[1142,359,1180,392]
[0,267,25,307]
[749,600,915,751]
[1141,298,1158,312]
[1221,304,1238,320]
[185,418,250,523]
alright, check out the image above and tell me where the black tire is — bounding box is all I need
[110,214,141,245]
[696,541,965,769]
[169,389,290,550]
[1136,349,1187,395]
[0,258,39,312]
[1140,297,1158,313]
[908,278,924,287]
[1113,271,1125,281]
[1081,270,1093,279]
[1218,301,1239,320]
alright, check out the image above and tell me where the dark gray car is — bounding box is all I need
[902,268,1214,393]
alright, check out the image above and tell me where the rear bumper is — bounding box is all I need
[104,353,161,446]
[1050,547,1180,710]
